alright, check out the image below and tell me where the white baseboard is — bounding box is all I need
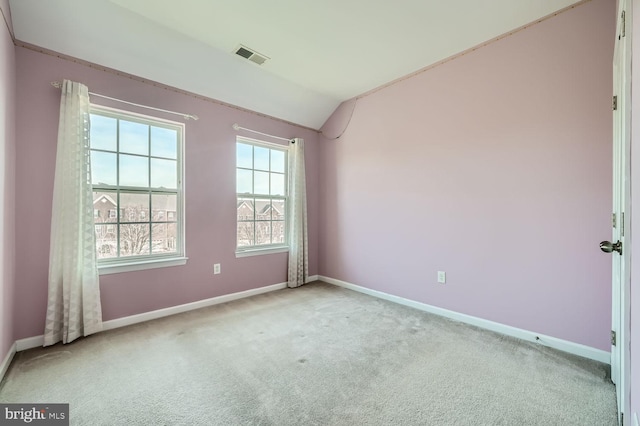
[10,276,610,365]
[102,281,287,331]
[15,335,44,351]
[307,275,319,282]
[14,281,288,352]
[0,342,17,383]
[319,275,610,364]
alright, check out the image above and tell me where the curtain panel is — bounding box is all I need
[287,138,308,288]
[44,80,103,346]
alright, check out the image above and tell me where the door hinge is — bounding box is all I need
[613,213,617,228]
[613,96,618,111]
[611,330,617,346]
[621,212,625,236]
[622,11,626,37]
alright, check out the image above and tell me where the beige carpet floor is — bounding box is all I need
[0,281,617,425]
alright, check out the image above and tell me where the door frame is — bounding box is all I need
[612,0,632,422]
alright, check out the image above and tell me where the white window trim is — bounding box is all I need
[99,256,188,275]
[235,247,289,258]
[236,136,290,255]
[90,105,186,272]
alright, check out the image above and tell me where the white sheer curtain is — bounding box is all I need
[287,138,309,288]
[44,80,103,346]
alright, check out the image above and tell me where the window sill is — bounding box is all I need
[98,257,188,275]
[235,247,289,258]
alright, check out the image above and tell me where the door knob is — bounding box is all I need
[600,240,622,255]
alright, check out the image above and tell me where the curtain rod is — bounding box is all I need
[50,81,199,121]
[233,123,292,142]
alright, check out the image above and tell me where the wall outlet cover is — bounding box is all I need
[437,271,446,284]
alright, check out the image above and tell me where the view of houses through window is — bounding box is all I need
[93,192,178,258]
[236,139,288,249]
[90,107,183,261]
[237,198,286,246]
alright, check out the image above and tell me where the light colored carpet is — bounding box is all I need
[0,281,617,425]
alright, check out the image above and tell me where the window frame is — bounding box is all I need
[235,136,289,257]
[90,105,187,274]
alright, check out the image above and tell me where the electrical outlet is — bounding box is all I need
[437,271,446,284]
[214,264,221,275]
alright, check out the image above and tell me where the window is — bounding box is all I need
[236,137,288,255]
[90,106,185,271]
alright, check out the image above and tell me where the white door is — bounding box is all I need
[605,0,630,422]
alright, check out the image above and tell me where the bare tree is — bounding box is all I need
[119,205,150,255]
[237,222,254,247]
[255,221,270,245]
[93,210,117,258]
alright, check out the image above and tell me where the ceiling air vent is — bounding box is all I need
[234,45,269,65]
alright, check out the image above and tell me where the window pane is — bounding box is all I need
[272,221,285,244]
[254,171,269,195]
[151,158,177,189]
[237,143,253,169]
[151,127,177,159]
[120,154,149,187]
[237,222,254,247]
[237,169,252,194]
[237,197,254,222]
[90,114,117,151]
[265,221,275,244]
[120,193,149,223]
[254,199,271,220]
[95,225,117,259]
[91,151,117,186]
[151,223,177,254]
[93,191,118,223]
[167,223,177,251]
[272,200,285,220]
[255,221,271,246]
[120,120,149,155]
[270,173,285,196]
[152,193,177,221]
[254,146,269,171]
[271,150,285,173]
[119,224,151,256]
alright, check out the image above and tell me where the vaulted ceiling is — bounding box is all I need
[9,0,582,129]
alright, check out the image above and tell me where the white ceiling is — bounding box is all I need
[9,0,581,129]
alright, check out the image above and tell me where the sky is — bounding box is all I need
[236,142,286,196]
[89,113,179,189]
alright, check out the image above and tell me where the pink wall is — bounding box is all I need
[13,47,319,339]
[319,0,615,351]
[0,0,16,362]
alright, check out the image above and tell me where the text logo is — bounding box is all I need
[0,404,68,425]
